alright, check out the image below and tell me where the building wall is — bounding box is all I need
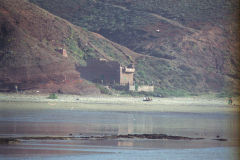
[137,85,154,92]
[78,59,120,84]
[78,59,134,85]
[62,49,68,57]
[56,48,68,57]
[120,66,134,85]
[128,85,135,91]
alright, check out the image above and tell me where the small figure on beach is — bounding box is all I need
[228,97,233,105]
[14,85,18,94]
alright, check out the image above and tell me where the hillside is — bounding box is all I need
[0,0,239,96]
[0,0,138,94]
[29,0,240,96]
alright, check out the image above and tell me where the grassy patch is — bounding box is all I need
[48,93,58,99]
[154,88,191,97]
[96,84,112,95]
[64,30,86,65]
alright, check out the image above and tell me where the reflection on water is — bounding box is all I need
[65,147,239,160]
[0,103,238,139]
[117,114,154,135]
[117,141,134,147]
[1,145,239,160]
[0,102,239,160]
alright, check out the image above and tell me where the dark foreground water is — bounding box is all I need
[1,145,239,160]
[0,102,239,159]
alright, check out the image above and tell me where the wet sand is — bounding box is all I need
[0,93,239,159]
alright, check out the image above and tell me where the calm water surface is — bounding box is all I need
[0,102,239,159]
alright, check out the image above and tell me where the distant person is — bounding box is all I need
[228,97,233,105]
[14,85,18,93]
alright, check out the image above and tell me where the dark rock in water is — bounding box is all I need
[114,134,203,140]
[0,134,205,142]
[0,138,20,144]
[213,138,227,141]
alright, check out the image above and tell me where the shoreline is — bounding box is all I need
[0,93,239,113]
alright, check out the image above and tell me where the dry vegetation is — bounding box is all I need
[29,0,240,96]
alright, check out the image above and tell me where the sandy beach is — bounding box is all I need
[0,93,239,113]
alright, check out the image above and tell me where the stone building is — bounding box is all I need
[120,64,135,85]
[129,85,154,92]
[56,48,68,57]
[78,58,134,85]
[137,85,154,92]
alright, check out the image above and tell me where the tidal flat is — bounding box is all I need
[0,94,239,159]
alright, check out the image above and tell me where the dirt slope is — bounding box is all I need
[0,0,138,94]
[30,0,240,95]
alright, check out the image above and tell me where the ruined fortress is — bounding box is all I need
[78,58,135,85]
[56,48,68,57]
[78,58,154,92]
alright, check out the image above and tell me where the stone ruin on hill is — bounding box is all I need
[78,58,154,92]
[56,48,68,57]
[78,58,135,86]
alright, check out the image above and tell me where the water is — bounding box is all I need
[1,146,238,160]
[0,102,239,159]
[0,104,238,138]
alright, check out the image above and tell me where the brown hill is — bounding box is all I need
[29,0,240,96]
[0,0,138,94]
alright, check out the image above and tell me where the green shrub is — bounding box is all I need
[135,83,138,91]
[154,88,191,97]
[48,93,58,99]
[96,84,112,95]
